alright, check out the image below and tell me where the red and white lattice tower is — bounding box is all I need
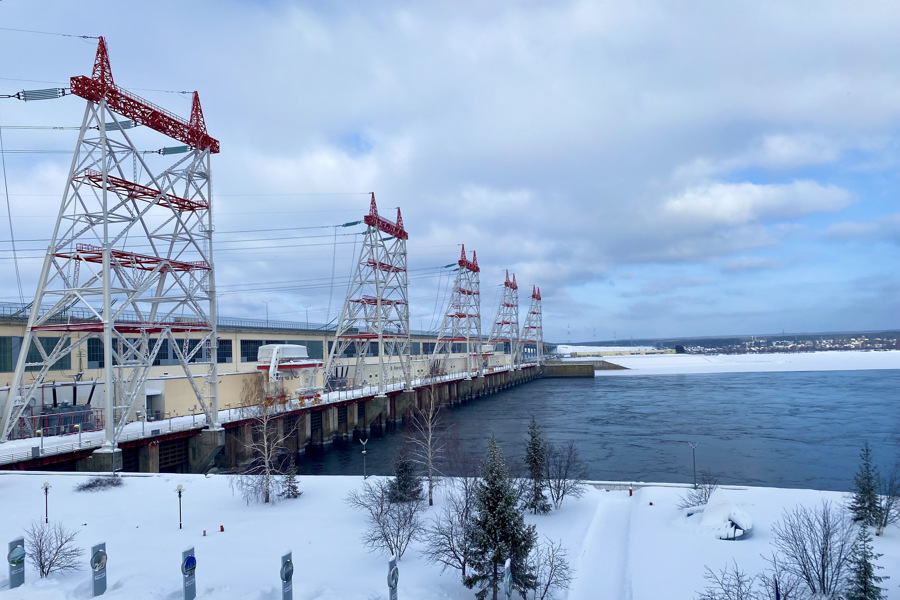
[0,37,221,446]
[432,245,482,378]
[324,194,411,394]
[520,286,543,365]
[487,271,520,368]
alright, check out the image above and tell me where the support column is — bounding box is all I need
[138,441,160,473]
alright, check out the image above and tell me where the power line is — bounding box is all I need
[0,26,98,39]
[0,108,24,303]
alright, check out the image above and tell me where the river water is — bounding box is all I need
[295,369,900,491]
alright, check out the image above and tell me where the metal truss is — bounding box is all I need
[0,37,220,445]
[324,194,411,394]
[487,271,520,368]
[432,245,482,378]
[520,286,543,365]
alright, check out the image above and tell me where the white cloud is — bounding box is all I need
[662,181,853,228]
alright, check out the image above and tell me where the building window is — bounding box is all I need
[240,339,267,362]
[304,340,323,360]
[87,337,104,369]
[0,337,11,372]
[25,337,71,371]
[217,339,233,364]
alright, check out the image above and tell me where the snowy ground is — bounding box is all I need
[1,472,898,599]
[591,349,900,375]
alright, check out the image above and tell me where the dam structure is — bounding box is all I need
[0,36,587,474]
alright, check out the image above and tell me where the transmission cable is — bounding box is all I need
[0,109,24,302]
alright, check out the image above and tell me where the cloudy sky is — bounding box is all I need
[1,1,898,342]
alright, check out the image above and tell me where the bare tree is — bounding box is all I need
[231,375,298,504]
[696,561,761,600]
[678,469,719,511]
[770,501,854,598]
[545,441,588,510]
[346,478,425,561]
[25,521,84,578]
[874,468,900,536]
[524,537,574,600]
[422,476,479,579]
[406,384,447,506]
[761,553,804,600]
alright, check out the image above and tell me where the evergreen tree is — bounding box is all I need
[389,442,423,503]
[524,417,551,514]
[845,524,888,600]
[464,436,537,600]
[850,442,881,527]
[280,455,301,499]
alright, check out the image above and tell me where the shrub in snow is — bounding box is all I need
[423,475,478,579]
[25,521,84,578]
[771,500,854,598]
[873,469,900,536]
[523,537,573,600]
[696,560,759,600]
[678,469,719,512]
[545,440,588,510]
[74,475,123,492]
[346,478,425,560]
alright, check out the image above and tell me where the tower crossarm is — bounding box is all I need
[54,243,211,273]
[365,259,406,273]
[76,169,208,211]
[350,296,408,306]
[69,37,220,153]
[363,193,408,240]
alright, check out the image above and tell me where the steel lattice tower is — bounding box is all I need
[0,37,221,445]
[520,286,543,365]
[487,271,520,368]
[432,245,481,378]
[324,194,411,394]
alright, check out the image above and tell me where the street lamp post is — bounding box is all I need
[42,482,50,523]
[688,442,697,489]
[263,300,271,327]
[74,424,81,446]
[360,438,368,480]
[175,484,184,530]
[37,428,44,454]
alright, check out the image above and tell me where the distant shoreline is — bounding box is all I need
[586,349,900,375]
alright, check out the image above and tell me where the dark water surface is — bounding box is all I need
[296,369,900,492]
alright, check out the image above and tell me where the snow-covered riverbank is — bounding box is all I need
[1,472,897,599]
[591,349,900,375]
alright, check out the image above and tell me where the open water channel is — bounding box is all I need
[296,369,900,491]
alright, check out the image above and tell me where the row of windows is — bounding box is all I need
[0,335,442,372]
[0,337,72,373]
[239,340,324,362]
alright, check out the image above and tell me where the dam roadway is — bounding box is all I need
[0,363,594,474]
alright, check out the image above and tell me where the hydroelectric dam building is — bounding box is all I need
[0,37,555,474]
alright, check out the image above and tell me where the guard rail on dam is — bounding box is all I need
[0,363,597,473]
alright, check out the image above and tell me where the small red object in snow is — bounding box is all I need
[629,488,633,497]
[203,530,206,536]
[649,502,654,506]
[220,525,224,532]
